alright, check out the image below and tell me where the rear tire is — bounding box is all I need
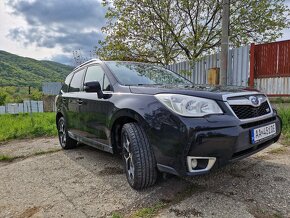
[57,117,77,149]
[121,123,157,190]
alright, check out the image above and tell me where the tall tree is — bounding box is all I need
[97,0,290,65]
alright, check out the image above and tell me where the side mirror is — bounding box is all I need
[84,81,104,99]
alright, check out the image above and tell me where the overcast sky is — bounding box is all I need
[0,0,290,66]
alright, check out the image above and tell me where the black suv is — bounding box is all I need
[56,59,282,190]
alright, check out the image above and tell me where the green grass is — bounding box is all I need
[277,107,290,145]
[0,154,17,162]
[0,112,57,142]
[130,184,203,218]
[131,202,166,218]
[0,149,61,163]
[111,212,123,218]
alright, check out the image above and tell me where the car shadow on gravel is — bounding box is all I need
[59,143,290,217]
[62,143,181,185]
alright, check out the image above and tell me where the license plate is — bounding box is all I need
[251,123,276,144]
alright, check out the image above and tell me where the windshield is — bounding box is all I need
[105,62,192,86]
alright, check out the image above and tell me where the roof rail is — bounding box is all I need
[74,58,102,70]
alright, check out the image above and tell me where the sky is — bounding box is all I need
[0,0,106,65]
[0,0,290,66]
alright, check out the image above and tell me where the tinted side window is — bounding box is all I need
[84,65,104,85]
[69,68,86,92]
[84,65,111,91]
[61,73,73,93]
[103,75,111,91]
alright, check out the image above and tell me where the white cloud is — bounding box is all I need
[0,0,105,64]
[0,0,289,64]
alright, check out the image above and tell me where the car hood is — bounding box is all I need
[129,84,260,101]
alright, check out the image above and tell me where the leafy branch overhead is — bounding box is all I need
[97,0,290,65]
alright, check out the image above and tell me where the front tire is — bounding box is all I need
[57,117,77,149]
[121,123,157,190]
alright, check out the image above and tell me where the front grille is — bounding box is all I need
[230,101,271,119]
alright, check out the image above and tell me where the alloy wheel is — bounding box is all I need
[58,119,66,147]
[122,132,135,182]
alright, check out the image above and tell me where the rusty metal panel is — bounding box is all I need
[255,77,290,95]
[255,40,290,78]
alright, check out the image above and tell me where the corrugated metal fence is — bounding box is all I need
[166,45,250,86]
[251,40,290,95]
[0,101,44,115]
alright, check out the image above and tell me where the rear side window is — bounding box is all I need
[69,68,86,92]
[61,73,73,93]
[84,65,111,91]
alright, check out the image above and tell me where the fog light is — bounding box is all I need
[187,156,216,173]
[191,159,198,169]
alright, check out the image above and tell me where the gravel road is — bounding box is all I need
[0,137,289,218]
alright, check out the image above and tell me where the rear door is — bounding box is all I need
[66,67,86,137]
[78,64,113,151]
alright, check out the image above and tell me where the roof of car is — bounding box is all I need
[73,58,102,71]
[73,59,157,71]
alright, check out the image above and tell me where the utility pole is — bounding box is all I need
[28,86,34,126]
[220,0,230,86]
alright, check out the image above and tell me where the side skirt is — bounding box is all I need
[68,131,113,154]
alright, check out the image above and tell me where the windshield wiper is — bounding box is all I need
[136,83,164,86]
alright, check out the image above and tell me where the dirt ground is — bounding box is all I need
[0,137,289,218]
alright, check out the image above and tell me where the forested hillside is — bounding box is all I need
[0,50,73,88]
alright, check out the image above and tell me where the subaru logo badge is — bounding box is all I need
[249,96,259,106]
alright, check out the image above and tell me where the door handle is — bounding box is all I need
[77,99,83,104]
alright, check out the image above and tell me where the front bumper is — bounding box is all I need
[149,112,282,176]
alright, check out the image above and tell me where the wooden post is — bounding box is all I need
[249,43,255,87]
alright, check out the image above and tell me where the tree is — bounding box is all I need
[97,0,290,65]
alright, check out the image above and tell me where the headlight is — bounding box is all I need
[155,94,223,117]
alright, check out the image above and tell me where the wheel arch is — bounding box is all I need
[110,109,150,154]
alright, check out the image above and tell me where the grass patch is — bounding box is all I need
[268,147,287,154]
[269,97,290,104]
[33,148,61,156]
[0,154,17,162]
[131,202,166,218]
[277,107,290,146]
[0,112,57,142]
[0,149,61,163]
[111,212,123,218]
[129,183,203,218]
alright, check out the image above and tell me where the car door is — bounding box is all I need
[78,64,113,151]
[65,67,86,137]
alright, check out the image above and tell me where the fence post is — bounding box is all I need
[249,43,255,88]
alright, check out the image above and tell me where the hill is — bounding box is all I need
[0,50,74,88]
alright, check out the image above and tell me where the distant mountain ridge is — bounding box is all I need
[0,50,73,88]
